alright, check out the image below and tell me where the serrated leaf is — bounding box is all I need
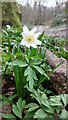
[24,111,35,118]
[44,106,54,114]
[41,99,50,108]
[17,98,22,112]
[28,105,39,112]
[60,94,68,106]
[50,101,62,106]
[34,109,47,118]
[33,66,49,79]
[12,104,22,118]
[33,66,45,75]
[25,103,39,108]
[2,113,16,119]
[22,100,25,110]
[7,60,28,67]
[60,109,68,118]
[28,75,34,89]
[50,96,62,107]
[31,58,42,65]
[31,69,38,80]
[44,73,50,79]
[24,66,30,76]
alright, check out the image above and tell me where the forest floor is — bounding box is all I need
[29,24,66,39]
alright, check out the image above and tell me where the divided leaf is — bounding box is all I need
[24,66,38,89]
[34,109,47,118]
[2,114,16,119]
[7,60,28,67]
[12,98,25,119]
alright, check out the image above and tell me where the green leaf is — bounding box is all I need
[60,94,68,106]
[41,99,50,109]
[50,102,62,106]
[44,73,50,79]
[28,105,39,112]
[12,98,25,119]
[24,66,37,80]
[7,60,28,67]
[33,66,49,79]
[9,94,17,100]
[33,66,45,75]
[44,107,54,114]
[25,103,39,108]
[30,69,38,80]
[22,100,26,110]
[34,109,47,118]
[2,113,16,119]
[16,98,25,112]
[31,58,42,65]
[24,111,35,118]
[27,75,34,89]
[24,66,30,76]
[25,66,38,89]
[0,94,13,104]
[17,98,22,111]
[12,104,22,118]
[26,103,39,112]
[60,109,68,118]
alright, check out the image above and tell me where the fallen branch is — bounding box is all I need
[46,49,68,94]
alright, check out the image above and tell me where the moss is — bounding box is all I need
[2,2,22,28]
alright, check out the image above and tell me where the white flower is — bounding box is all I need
[20,26,42,48]
[6,25,11,29]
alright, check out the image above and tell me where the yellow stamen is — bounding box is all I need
[26,34,35,43]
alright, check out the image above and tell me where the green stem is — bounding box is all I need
[13,66,20,98]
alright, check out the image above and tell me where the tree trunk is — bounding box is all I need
[46,49,68,94]
[2,2,22,28]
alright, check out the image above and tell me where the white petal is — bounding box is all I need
[34,32,41,39]
[30,43,37,48]
[21,32,26,38]
[23,26,29,34]
[36,40,42,45]
[6,25,11,29]
[29,27,37,34]
[25,43,30,48]
[20,40,26,45]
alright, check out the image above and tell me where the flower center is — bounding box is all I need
[26,34,35,43]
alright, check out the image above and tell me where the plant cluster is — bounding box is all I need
[38,32,68,59]
[0,25,68,119]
